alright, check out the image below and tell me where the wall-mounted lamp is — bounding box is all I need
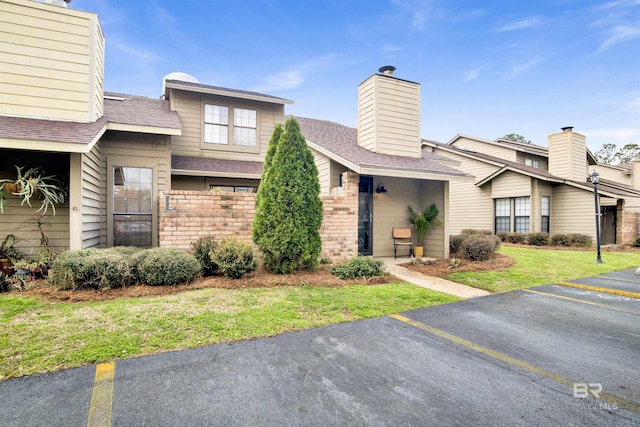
[376,183,387,193]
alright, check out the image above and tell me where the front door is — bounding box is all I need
[358,177,373,255]
[112,166,153,247]
[600,205,616,245]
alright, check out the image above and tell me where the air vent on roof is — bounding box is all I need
[378,65,396,76]
[104,95,128,101]
[561,126,574,132]
[162,72,199,98]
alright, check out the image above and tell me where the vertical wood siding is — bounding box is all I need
[81,142,103,248]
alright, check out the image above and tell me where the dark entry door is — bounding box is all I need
[600,206,616,244]
[358,177,373,255]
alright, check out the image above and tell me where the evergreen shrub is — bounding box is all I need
[568,234,593,247]
[192,236,219,276]
[210,238,257,279]
[134,248,201,286]
[527,232,550,246]
[550,234,570,246]
[48,248,132,290]
[505,232,526,244]
[460,235,499,261]
[330,257,385,280]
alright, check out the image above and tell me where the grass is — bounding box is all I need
[0,282,458,380]
[444,246,640,293]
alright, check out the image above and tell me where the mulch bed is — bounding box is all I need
[402,253,517,277]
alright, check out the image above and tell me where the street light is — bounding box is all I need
[590,170,603,264]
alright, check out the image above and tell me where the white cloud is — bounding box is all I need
[496,16,544,32]
[583,128,639,142]
[463,69,479,83]
[253,54,340,92]
[597,25,640,52]
[381,43,404,54]
[110,40,159,62]
[390,0,439,32]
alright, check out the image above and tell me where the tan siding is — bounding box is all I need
[170,90,284,163]
[432,148,499,234]
[592,164,631,185]
[491,171,531,199]
[312,149,331,195]
[101,132,171,247]
[450,137,517,161]
[81,142,103,248]
[0,0,104,122]
[357,77,376,152]
[372,177,420,257]
[330,161,349,192]
[420,181,446,259]
[357,74,421,158]
[550,185,595,239]
[548,130,587,182]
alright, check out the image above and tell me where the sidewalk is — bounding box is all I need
[380,257,491,299]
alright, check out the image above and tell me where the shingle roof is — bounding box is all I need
[296,117,467,176]
[0,93,181,148]
[0,115,107,145]
[164,80,293,105]
[428,140,640,198]
[104,92,181,130]
[172,156,263,176]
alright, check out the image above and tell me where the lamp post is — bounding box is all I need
[590,170,603,264]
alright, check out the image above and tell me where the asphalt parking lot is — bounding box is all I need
[2,269,639,426]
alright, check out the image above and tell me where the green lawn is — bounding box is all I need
[0,283,458,380]
[444,245,640,293]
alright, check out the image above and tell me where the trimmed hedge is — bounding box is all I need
[505,232,526,244]
[460,235,500,261]
[192,236,219,276]
[49,248,133,290]
[331,257,385,280]
[550,234,570,246]
[210,238,257,279]
[634,236,640,248]
[527,232,550,246]
[568,233,593,247]
[461,229,493,236]
[133,248,201,286]
[449,234,466,255]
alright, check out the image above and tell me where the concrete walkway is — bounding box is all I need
[380,257,491,299]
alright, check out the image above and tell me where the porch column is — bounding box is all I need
[69,153,83,250]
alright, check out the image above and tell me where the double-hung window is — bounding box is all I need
[514,197,530,233]
[495,198,511,233]
[541,196,550,233]
[204,104,257,148]
[525,158,540,168]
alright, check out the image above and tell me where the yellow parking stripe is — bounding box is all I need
[522,289,638,314]
[87,362,115,427]
[390,313,640,414]
[556,281,640,299]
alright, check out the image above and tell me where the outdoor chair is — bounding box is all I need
[393,227,413,259]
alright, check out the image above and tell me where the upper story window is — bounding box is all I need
[204,104,257,147]
[525,158,540,168]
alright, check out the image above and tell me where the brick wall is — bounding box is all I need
[617,201,639,245]
[159,172,359,260]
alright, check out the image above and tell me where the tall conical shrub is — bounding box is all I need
[252,117,323,273]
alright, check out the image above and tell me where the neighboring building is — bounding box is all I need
[423,129,640,245]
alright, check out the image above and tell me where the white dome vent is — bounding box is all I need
[162,72,199,97]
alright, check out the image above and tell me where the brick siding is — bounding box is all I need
[159,172,359,260]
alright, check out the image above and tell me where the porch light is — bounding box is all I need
[376,183,387,193]
[590,170,603,264]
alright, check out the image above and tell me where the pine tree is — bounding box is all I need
[252,117,323,273]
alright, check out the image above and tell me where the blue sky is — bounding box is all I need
[73,0,639,151]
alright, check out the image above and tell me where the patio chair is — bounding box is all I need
[393,227,413,259]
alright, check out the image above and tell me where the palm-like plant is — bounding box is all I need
[408,203,442,247]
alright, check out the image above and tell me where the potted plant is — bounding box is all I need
[0,166,67,215]
[0,234,24,275]
[408,203,442,258]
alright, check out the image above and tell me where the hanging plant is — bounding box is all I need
[0,166,67,215]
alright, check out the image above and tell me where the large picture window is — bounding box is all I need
[541,196,550,233]
[495,198,511,233]
[204,104,256,147]
[514,196,530,233]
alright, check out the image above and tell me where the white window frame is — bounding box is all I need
[202,102,259,153]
